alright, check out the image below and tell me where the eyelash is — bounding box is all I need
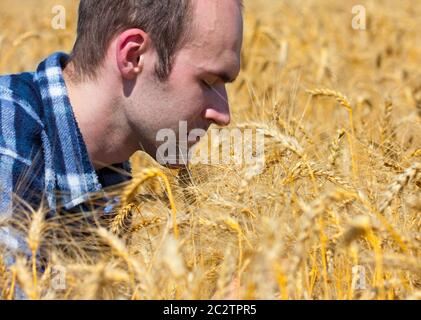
[201,79,213,89]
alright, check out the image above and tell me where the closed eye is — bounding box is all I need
[201,79,214,89]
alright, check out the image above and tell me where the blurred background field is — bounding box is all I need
[0,0,420,300]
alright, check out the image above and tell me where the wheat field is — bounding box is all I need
[0,0,420,300]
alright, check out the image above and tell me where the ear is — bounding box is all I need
[116,29,150,80]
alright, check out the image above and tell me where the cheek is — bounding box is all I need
[165,71,207,119]
[174,85,207,117]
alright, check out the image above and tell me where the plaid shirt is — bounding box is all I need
[0,52,132,256]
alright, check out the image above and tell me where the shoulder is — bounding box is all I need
[0,72,44,164]
[0,72,44,125]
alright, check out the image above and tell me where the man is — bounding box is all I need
[0,0,243,255]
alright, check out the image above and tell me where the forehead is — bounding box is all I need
[181,0,243,70]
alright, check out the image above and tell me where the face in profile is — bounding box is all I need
[124,0,243,166]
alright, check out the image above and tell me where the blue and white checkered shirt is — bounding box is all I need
[0,52,132,256]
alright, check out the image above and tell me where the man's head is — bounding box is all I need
[67,0,244,166]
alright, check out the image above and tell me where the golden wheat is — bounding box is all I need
[0,0,420,300]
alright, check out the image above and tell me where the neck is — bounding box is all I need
[63,64,137,170]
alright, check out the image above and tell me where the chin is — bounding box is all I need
[146,138,200,169]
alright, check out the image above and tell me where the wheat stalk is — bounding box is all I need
[96,227,143,293]
[120,168,179,238]
[0,253,9,299]
[379,162,421,214]
[130,217,163,234]
[307,88,357,182]
[27,207,45,289]
[12,258,39,300]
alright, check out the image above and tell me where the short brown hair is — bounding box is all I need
[69,0,193,82]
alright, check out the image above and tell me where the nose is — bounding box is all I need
[204,108,231,126]
[203,86,231,126]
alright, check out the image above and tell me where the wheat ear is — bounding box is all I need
[111,203,138,235]
[307,88,357,182]
[120,168,179,238]
[328,128,346,170]
[27,207,45,289]
[379,162,421,214]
